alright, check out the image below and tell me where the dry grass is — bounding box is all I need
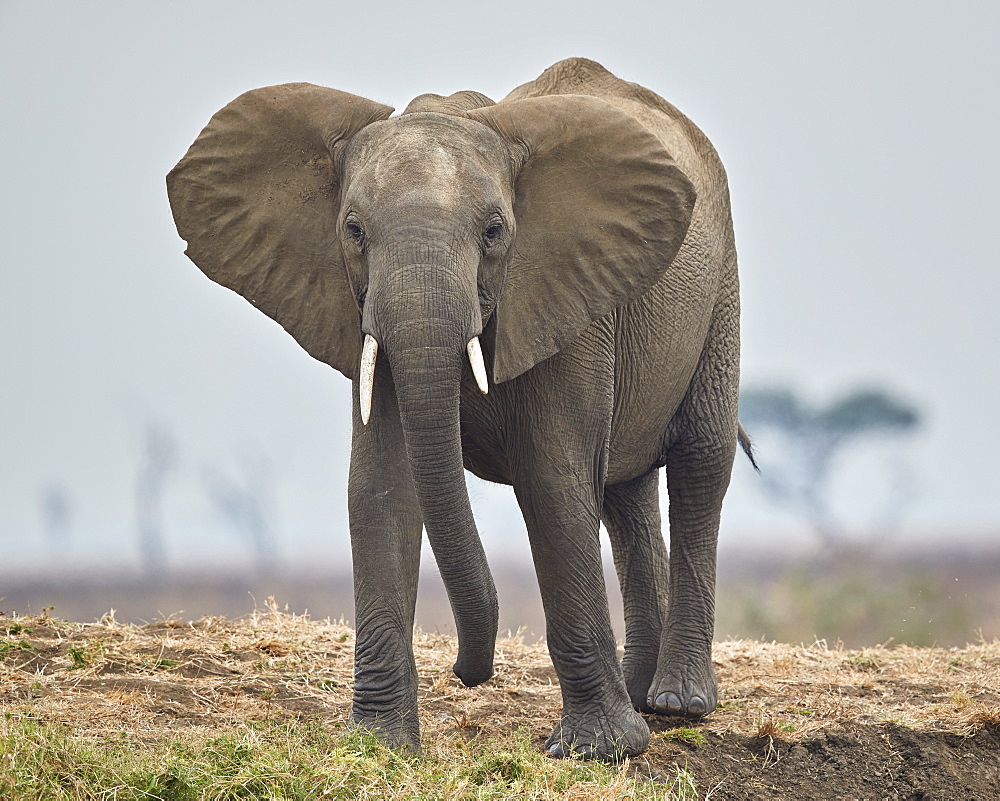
[2,601,999,797]
[3,601,997,743]
[706,637,1000,740]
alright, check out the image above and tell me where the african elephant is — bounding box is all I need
[167,57,747,761]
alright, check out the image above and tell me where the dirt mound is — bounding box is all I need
[639,721,1000,798]
[2,604,998,798]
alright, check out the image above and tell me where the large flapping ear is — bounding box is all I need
[468,95,695,383]
[167,84,393,379]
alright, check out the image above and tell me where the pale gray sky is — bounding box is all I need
[2,1,997,572]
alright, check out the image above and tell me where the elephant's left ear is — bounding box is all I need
[469,95,695,383]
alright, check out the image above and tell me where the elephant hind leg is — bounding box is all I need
[647,431,737,718]
[602,470,669,713]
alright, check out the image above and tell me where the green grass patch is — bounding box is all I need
[847,655,882,671]
[0,716,698,800]
[66,641,106,670]
[660,727,707,746]
[0,640,35,659]
[3,623,32,636]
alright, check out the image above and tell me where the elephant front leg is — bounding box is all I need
[348,364,424,751]
[513,465,649,762]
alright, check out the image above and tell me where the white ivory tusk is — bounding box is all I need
[467,337,488,395]
[359,334,378,425]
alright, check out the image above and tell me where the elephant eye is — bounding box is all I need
[345,219,365,246]
[481,222,503,250]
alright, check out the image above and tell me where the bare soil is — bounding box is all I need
[2,604,998,799]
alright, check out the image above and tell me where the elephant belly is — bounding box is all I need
[605,356,696,484]
[606,267,723,479]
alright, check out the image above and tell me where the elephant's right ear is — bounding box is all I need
[167,84,394,380]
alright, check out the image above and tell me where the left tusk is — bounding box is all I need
[467,337,488,394]
[359,334,378,425]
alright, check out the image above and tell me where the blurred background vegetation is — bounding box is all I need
[715,384,997,647]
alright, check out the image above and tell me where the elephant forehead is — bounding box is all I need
[356,148,463,211]
[345,115,509,208]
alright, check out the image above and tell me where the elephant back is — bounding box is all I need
[402,90,495,116]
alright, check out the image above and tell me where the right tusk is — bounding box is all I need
[467,337,488,394]
[359,334,378,425]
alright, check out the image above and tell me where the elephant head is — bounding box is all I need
[167,83,695,678]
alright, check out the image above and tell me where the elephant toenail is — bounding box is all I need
[654,692,683,714]
[688,696,707,716]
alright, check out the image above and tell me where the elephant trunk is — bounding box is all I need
[368,258,498,686]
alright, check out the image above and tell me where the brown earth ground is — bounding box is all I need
[2,603,999,799]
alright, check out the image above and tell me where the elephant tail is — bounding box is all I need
[737,423,759,472]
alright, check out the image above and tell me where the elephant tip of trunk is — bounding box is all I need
[453,658,494,687]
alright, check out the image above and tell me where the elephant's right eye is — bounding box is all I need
[345,220,365,246]
[481,221,504,251]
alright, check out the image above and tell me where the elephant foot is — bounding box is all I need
[349,707,421,754]
[546,703,650,762]
[646,656,718,718]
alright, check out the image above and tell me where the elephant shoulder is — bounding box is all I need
[503,59,725,185]
[504,58,622,100]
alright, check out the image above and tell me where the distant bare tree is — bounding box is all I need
[740,387,921,546]
[135,422,177,577]
[203,455,278,576]
[40,482,72,549]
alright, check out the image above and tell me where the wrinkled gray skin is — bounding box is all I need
[167,58,742,762]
